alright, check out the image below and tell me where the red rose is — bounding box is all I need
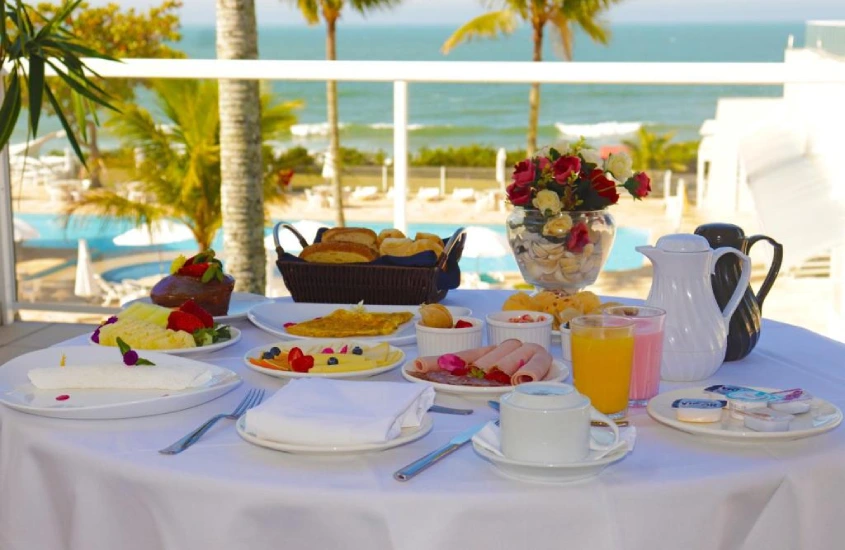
[552,155,581,184]
[536,156,551,173]
[566,222,590,253]
[589,168,620,205]
[506,182,533,206]
[512,159,536,187]
[631,172,651,198]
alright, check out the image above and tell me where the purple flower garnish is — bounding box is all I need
[105,316,118,325]
[437,353,467,373]
[92,328,100,343]
[123,350,139,366]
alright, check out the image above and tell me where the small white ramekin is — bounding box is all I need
[560,325,572,363]
[485,310,553,351]
[415,317,484,357]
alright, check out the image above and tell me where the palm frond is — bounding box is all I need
[349,0,403,15]
[283,0,320,24]
[64,189,167,229]
[548,13,574,60]
[441,10,519,54]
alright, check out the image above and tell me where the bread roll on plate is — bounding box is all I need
[300,241,378,263]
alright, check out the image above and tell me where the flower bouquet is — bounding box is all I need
[505,141,651,292]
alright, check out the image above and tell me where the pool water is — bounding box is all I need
[16,213,649,282]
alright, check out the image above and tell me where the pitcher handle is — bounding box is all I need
[588,408,620,451]
[746,235,783,307]
[711,247,752,325]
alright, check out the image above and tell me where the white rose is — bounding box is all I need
[532,189,562,216]
[542,214,573,237]
[579,148,603,166]
[604,152,633,182]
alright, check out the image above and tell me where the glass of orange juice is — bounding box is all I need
[570,315,635,420]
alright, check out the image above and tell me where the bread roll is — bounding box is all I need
[414,232,444,248]
[377,228,405,247]
[300,242,378,264]
[321,227,378,250]
[380,237,443,258]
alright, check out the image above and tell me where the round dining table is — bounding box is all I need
[2,289,845,550]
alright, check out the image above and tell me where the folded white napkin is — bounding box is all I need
[472,421,637,463]
[28,364,213,391]
[244,378,436,446]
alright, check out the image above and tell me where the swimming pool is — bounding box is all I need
[17,213,648,281]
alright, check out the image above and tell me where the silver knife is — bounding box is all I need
[394,422,487,481]
[429,404,473,415]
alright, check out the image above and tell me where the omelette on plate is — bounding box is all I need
[285,309,415,338]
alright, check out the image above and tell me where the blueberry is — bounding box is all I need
[327,357,339,365]
[351,346,363,355]
[262,351,274,360]
[269,346,281,357]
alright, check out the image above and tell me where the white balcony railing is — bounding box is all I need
[4,57,845,323]
[807,20,845,58]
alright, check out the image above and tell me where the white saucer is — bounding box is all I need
[472,439,629,484]
[236,414,433,454]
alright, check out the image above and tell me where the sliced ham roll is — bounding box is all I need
[412,345,496,373]
[511,349,553,385]
[488,343,544,376]
[471,339,523,372]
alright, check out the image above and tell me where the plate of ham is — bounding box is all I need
[402,340,569,395]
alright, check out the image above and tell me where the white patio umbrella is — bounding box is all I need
[113,220,193,247]
[74,239,101,298]
[264,220,331,252]
[461,226,511,274]
[12,218,39,242]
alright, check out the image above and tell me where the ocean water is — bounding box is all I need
[15,213,650,280]
[13,23,802,152]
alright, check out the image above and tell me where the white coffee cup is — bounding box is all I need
[499,382,619,464]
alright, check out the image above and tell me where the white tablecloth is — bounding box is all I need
[2,290,845,550]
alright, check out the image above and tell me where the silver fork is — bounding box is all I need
[159,388,265,455]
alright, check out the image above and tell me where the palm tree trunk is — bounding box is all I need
[527,23,543,157]
[85,121,102,188]
[326,16,345,227]
[216,0,266,294]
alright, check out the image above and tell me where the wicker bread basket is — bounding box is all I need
[272,222,467,305]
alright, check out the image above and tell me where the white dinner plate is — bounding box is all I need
[472,437,629,484]
[123,292,272,322]
[401,359,569,396]
[247,302,472,346]
[0,347,241,419]
[647,387,843,442]
[243,339,405,380]
[89,327,242,356]
[236,414,433,454]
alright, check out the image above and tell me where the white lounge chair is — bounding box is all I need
[351,186,380,201]
[416,187,443,202]
[95,275,150,307]
[452,188,477,202]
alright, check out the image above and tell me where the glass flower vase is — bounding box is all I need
[506,207,616,293]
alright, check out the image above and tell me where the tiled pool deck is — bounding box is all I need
[0,322,95,364]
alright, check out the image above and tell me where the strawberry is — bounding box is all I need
[291,355,314,373]
[288,347,304,363]
[484,368,511,385]
[178,299,214,328]
[451,366,469,376]
[454,320,474,329]
[167,310,205,334]
[177,262,210,278]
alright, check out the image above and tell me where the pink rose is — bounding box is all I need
[632,172,651,198]
[506,182,533,206]
[512,159,536,187]
[566,222,590,254]
[536,156,551,173]
[552,155,581,184]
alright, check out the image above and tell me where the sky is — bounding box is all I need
[90,0,845,26]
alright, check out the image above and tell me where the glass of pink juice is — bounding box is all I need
[605,306,666,407]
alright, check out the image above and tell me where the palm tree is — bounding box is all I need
[285,0,401,227]
[622,126,698,173]
[442,0,621,156]
[216,0,266,294]
[65,79,298,252]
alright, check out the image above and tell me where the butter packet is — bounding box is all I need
[704,384,756,397]
[672,398,727,423]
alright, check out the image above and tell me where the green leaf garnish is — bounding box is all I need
[134,359,155,366]
[116,337,130,355]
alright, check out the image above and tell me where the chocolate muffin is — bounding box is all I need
[150,250,235,316]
